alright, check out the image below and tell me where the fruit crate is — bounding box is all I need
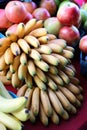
[80,51,87,77]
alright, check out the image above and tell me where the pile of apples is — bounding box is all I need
[0,0,83,46]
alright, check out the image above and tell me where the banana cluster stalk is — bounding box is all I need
[0,18,84,126]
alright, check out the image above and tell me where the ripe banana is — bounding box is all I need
[0,55,6,71]
[24,35,40,48]
[10,42,21,56]
[27,59,36,77]
[0,95,27,113]
[47,43,63,53]
[66,64,76,73]
[36,44,52,54]
[62,49,74,59]
[46,34,57,40]
[0,37,11,47]
[31,20,44,31]
[16,22,25,38]
[36,67,47,83]
[5,31,18,42]
[34,75,47,90]
[52,53,68,66]
[41,54,59,66]
[64,46,75,53]
[29,49,42,61]
[31,87,40,116]
[39,102,48,126]
[18,64,27,80]
[49,65,58,75]
[20,53,27,65]
[47,76,58,91]
[0,111,23,130]
[61,110,69,120]
[17,84,28,97]
[51,109,60,125]
[34,60,49,72]
[24,18,37,35]
[0,122,7,130]
[40,89,53,117]
[38,35,49,44]
[18,39,31,54]
[63,66,75,77]
[48,88,65,116]
[4,47,14,65]
[25,72,33,89]
[10,55,20,73]
[29,28,47,37]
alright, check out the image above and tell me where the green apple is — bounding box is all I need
[80,8,87,24]
[44,17,62,36]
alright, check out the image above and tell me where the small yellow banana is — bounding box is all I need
[20,53,27,65]
[62,49,74,59]
[25,72,33,89]
[46,34,57,40]
[18,38,31,54]
[63,66,75,77]
[24,35,40,48]
[51,109,60,125]
[16,22,25,38]
[38,35,49,44]
[5,31,18,42]
[6,69,12,80]
[4,47,14,65]
[49,65,58,75]
[17,84,28,97]
[10,42,21,56]
[0,55,6,71]
[18,64,27,80]
[31,20,44,31]
[64,46,75,53]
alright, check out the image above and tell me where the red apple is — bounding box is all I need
[79,35,87,54]
[57,1,81,26]
[58,25,80,45]
[44,17,62,36]
[0,9,12,31]
[5,1,28,23]
[32,7,51,20]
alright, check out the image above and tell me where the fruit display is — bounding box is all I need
[0,18,83,127]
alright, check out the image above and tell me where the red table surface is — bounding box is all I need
[6,50,87,130]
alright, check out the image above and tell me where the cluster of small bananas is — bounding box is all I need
[0,18,83,126]
[0,81,30,130]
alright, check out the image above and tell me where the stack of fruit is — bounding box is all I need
[0,18,83,126]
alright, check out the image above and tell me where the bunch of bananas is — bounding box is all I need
[0,81,30,130]
[0,18,83,126]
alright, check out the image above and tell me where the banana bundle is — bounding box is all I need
[0,18,83,126]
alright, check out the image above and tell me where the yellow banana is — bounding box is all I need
[38,35,49,44]
[4,47,14,65]
[18,38,31,54]
[59,86,77,104]
[62,49,74,59]
[24,35,40,48]
[20,53,27,65]
[69,76,80,86]
[66,83,80,95]
[0,95,27,113]
[0,37,11,47]
[29,49,42,61]
[29,107,36,123]
[60,110,69,120]
[41,54,59,66]
[10,55,20,73]
[24,18,37,35]
[36,44,52,54]
[36,67,47,83]
[0,122,7,130]
[64,46,75,53]
[47,43,63,53]
[70,104,77,114]
[10,42,21,56]
[48,74,64,86]
[34,60,49,72]
[17,84,28,97]
[47,76,58,91]
[51,109,60,125]
[27,59,36,77]
[24,87,34,109]
[11,71,22,88]
[31,87,40,116]
[12,108,30,122]
[52,53,68,66]
[5,31,18,42]
[39,102,48,126]
[48,88,65,115]
[29,28,47,38]
[0,55,6,71]
[48,39,67,48]
[55,90,72,112]
[25,72,33,89]
[31,20,44,31]
[66,64,76,73]
[34,75,47,91]
[46,34,57,40]
[63,66,75,77]
[6,69,12,80]
[58,70,70,84]
[16,22,25,38]
[0,112,23,130]
[40,89,53,117]
[49,65,58,75]
[76,94,83,102]
[18,64,27,80]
